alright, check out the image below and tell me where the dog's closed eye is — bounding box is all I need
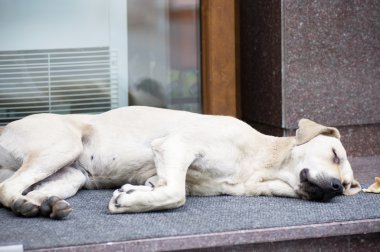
[332,148,340,164]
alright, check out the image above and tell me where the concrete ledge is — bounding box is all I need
[29,218,380,252]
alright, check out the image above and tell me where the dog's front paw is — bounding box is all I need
[108,189,132,213]
[108,191,125,213]
[40,196,72,219]
[108,184,153,213]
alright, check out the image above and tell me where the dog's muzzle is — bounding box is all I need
[297,168,343,202]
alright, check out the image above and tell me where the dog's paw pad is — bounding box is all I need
[114,194,125,207]
[41,196,72,219]
[113,184,152,198]
[126,189,136,194]
[109,192,132,212]
[113,188,123,198]
[11,198,39,217]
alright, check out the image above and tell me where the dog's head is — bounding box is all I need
[292,119,361,201]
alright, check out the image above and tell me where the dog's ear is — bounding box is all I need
[343,179,361,196]
[296,119,341,145]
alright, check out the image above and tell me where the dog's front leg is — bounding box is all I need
[244,179,298,198]
[109,136,196,213]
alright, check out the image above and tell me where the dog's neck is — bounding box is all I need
[255,135,301,187]
[262,136,297,170]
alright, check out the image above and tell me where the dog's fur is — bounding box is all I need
[0,106,361,219]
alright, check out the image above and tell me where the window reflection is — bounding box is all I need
[0,0,201,125]
[127,0,201,112]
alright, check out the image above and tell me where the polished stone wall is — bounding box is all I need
[240,0,380,156]
[239,0,282,127]
[283,0,380,128]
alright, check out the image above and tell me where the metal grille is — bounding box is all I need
[0,47,119,125]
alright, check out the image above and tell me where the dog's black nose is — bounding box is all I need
[298,169,343,202]
[321,178,343,201]
[330,178,343,193]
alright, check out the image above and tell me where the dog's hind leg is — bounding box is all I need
[0,139,83,216]
[12,166,86,219]
[0,148,82,217]
[109,136,196,213]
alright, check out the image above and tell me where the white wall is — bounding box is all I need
[0,0,109,50]
[0,0,128,106]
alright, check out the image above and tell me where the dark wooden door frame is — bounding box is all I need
[201,0,240,117]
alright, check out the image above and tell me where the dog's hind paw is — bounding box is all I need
[11,198,39,217]
[40,196,72,219]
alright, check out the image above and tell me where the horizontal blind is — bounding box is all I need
[0,47,119,126]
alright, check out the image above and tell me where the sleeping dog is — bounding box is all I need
[0,106,361,219]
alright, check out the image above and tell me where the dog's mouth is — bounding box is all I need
[296,168,343,202]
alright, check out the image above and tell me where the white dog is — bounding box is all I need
[0,106,361,219]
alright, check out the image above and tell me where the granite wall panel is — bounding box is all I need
[239,0,380,156]
[239,0,282,127]
[283,0,380,128]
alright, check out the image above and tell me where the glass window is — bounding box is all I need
[0,0,201,125]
